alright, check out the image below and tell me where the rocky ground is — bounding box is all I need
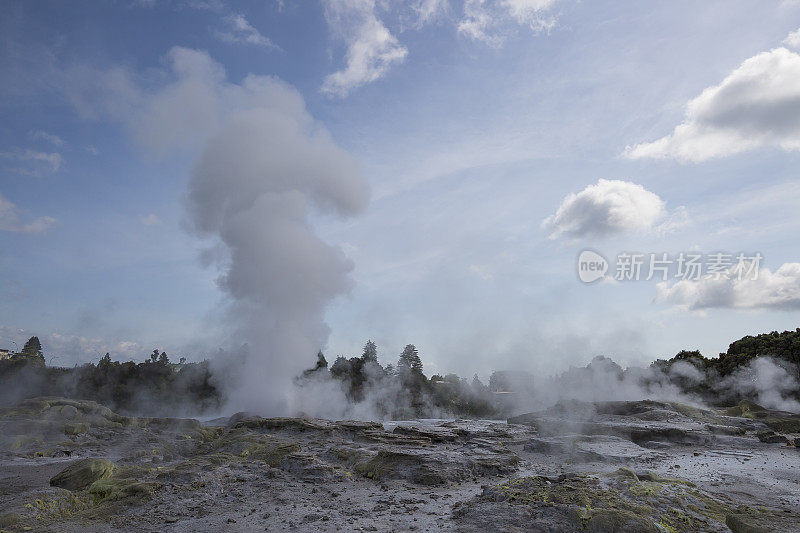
[0,397,799,532]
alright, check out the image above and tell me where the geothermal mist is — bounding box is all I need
[65,47,369,415]
[187,90,369,415]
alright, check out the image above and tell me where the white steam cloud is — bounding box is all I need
[64,47,369,415]
[188,90,369,414]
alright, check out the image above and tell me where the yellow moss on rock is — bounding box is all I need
[49,458,115,491]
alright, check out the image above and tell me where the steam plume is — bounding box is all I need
[186,84,369,415]
[65,47,369,414]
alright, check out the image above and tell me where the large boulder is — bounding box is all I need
[50,458,115,491]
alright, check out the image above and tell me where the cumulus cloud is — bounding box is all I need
[656,262,800,311]
[784,27,800,48]
[215,13,277,48]
[625,47,800,162]
[0,193,56,234]
[0,148,63,176]
[542,179,673,239]
[321,0,408,97]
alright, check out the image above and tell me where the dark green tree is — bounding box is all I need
[398,344,423,374]
[362,340,378,363]
[17,336,45,367]
[158,351,169,365]
[20,336,43,358]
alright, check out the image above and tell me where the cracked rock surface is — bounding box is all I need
[1,397,799,531]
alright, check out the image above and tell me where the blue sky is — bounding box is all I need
[1,0,799,378]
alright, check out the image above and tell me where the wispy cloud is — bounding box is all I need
[321,0,408,97]
[29,130,65,146]
[0,193,56,234]
[412,0,449,27]
[140,213,162,226]
[458,0,560,46]
[319,0,565,95]
[0,147,63,176]
[215,13,277,48]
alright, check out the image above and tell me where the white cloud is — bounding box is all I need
[458,0,503,46]
[468,264,494,280]
[625,47,800,162]
[185,0,225,11]
[317,0,564,95]
[0,147,63,176]
[542,179,672,239]
[656,262,800,311]
[29,130,65,146]
[784,27,800,48]
[215,13,277,48]
[458,0,560,46]
[503,0,559,31]
[0,193,56,234]
[86,145,99,155]
[140,213,162,226]
[321,0,408,97]
[413,0,449,25]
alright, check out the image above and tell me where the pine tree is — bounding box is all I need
[361,340,378,363]
[398,344,423,374]
[18,336,45,366]
[20,336,43,358]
